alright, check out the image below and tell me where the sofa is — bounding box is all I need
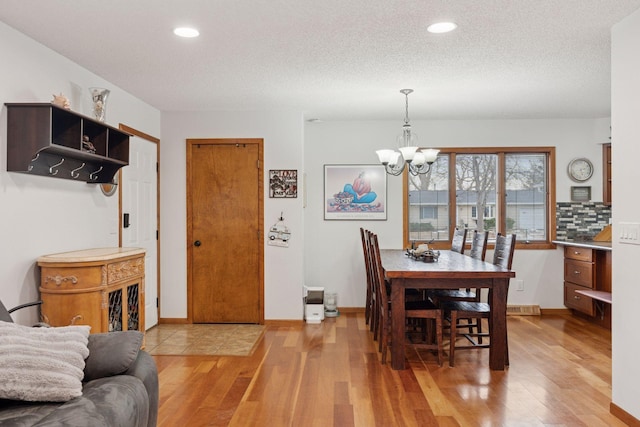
[0,326,158,427]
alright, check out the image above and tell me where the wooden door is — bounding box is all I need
[187,139,263,323]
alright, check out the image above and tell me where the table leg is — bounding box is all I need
[489,278,508,370]
[391,279,405,370]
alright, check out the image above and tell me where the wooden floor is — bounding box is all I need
[154,312,624,427]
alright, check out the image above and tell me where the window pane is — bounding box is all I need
[407,155,449,242]
[505,153,547,241]
[455,154,498,239]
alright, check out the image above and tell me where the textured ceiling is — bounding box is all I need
[1,0,639,120]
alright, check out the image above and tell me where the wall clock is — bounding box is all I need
[567,157,594,182]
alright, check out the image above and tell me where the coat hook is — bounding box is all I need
[28,153,40,172]
[89,166,103,181]
[49,158,65,175]
[70,162,86,179]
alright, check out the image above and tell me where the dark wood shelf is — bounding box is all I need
[5,103,130,183]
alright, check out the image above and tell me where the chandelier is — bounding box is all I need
[376,89,439,176]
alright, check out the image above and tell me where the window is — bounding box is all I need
[404,147,556,249]
[420,206,438,219]
[471,205,495,219]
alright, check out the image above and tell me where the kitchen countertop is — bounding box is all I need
[552,240,612,251]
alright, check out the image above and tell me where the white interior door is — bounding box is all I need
[121,135,158,329]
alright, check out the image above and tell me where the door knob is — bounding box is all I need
[194,240,201,247]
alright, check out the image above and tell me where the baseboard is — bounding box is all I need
[540,308,572,315]
[611,402,640,426]
[506,305,541,315]
[337,307,365,314]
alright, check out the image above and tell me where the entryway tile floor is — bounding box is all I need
[145,323,265,356]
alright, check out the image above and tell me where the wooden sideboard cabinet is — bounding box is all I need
[38,248,145,334]
[562,244,611,329]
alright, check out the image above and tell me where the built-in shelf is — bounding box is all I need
[5,103,130,183]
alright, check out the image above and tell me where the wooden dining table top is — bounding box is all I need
[380,249,516,280]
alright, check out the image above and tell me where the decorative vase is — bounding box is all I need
[89,87,110,122]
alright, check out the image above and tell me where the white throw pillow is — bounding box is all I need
[0,320,90,402]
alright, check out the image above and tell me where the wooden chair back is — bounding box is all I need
[493,233,516,269]
[451,228,468,254]
[468,230,489,261]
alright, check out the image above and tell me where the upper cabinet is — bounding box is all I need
[603,143,611,206]
[5,103,129,184]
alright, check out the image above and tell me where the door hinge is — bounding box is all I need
[156,162,159,172]
[257,159,261,169]
[156,298,159,308]
[156,230,159,240]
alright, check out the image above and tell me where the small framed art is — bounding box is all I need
[324,164,387,220]
[269,169,298,198]
[570,186,591,202]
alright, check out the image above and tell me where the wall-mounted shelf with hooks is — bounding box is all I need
[5,103,130,183]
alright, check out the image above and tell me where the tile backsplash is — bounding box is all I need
[556,202,611,241]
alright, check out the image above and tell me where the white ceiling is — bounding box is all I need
[1,0,639,121]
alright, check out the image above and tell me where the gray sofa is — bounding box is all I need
[0,331,158,427]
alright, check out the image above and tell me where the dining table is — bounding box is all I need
[379,249,516,370]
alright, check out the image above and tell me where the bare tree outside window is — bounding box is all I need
[455,154,497,238]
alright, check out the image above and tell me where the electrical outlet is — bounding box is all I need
[516,279,524,291]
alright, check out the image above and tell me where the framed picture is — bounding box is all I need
[324,164,387,220]
[570,186,591,202]
[269,169,298,198]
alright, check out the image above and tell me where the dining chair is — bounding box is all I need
[360,228,375,327]
[442,233,516,367]
[431,230,489,304]
[450,227,468,254]
[369,233,443,366]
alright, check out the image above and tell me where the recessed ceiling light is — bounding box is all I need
[427,22,457,34]
[173,27,200,38]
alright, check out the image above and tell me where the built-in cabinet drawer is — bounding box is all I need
[564,246,593,262]
[564,259,594,288]
[564,282,596,316]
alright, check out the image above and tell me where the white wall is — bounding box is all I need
[0,21,160,324]
[160,110,305,320]
[611,9,640,421]
[304,118,609,309]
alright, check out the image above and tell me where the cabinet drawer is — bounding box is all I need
[564,259,594,288]
[564,282,595,316]
[40,266,104,291]
[564,246,594,262]
[107,258,144,284]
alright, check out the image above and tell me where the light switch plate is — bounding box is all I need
[619,222,640,245]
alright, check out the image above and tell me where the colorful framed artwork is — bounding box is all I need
[269,169,298,198]
[324,164,387,220]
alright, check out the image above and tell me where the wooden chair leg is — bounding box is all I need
[449,311,458,367]
[365,288,371,325]
[435,313,443,366]
[381,319,389,364]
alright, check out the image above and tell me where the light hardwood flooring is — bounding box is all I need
[154,312,623,427]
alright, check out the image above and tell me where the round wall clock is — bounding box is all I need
[567,157,594,182]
